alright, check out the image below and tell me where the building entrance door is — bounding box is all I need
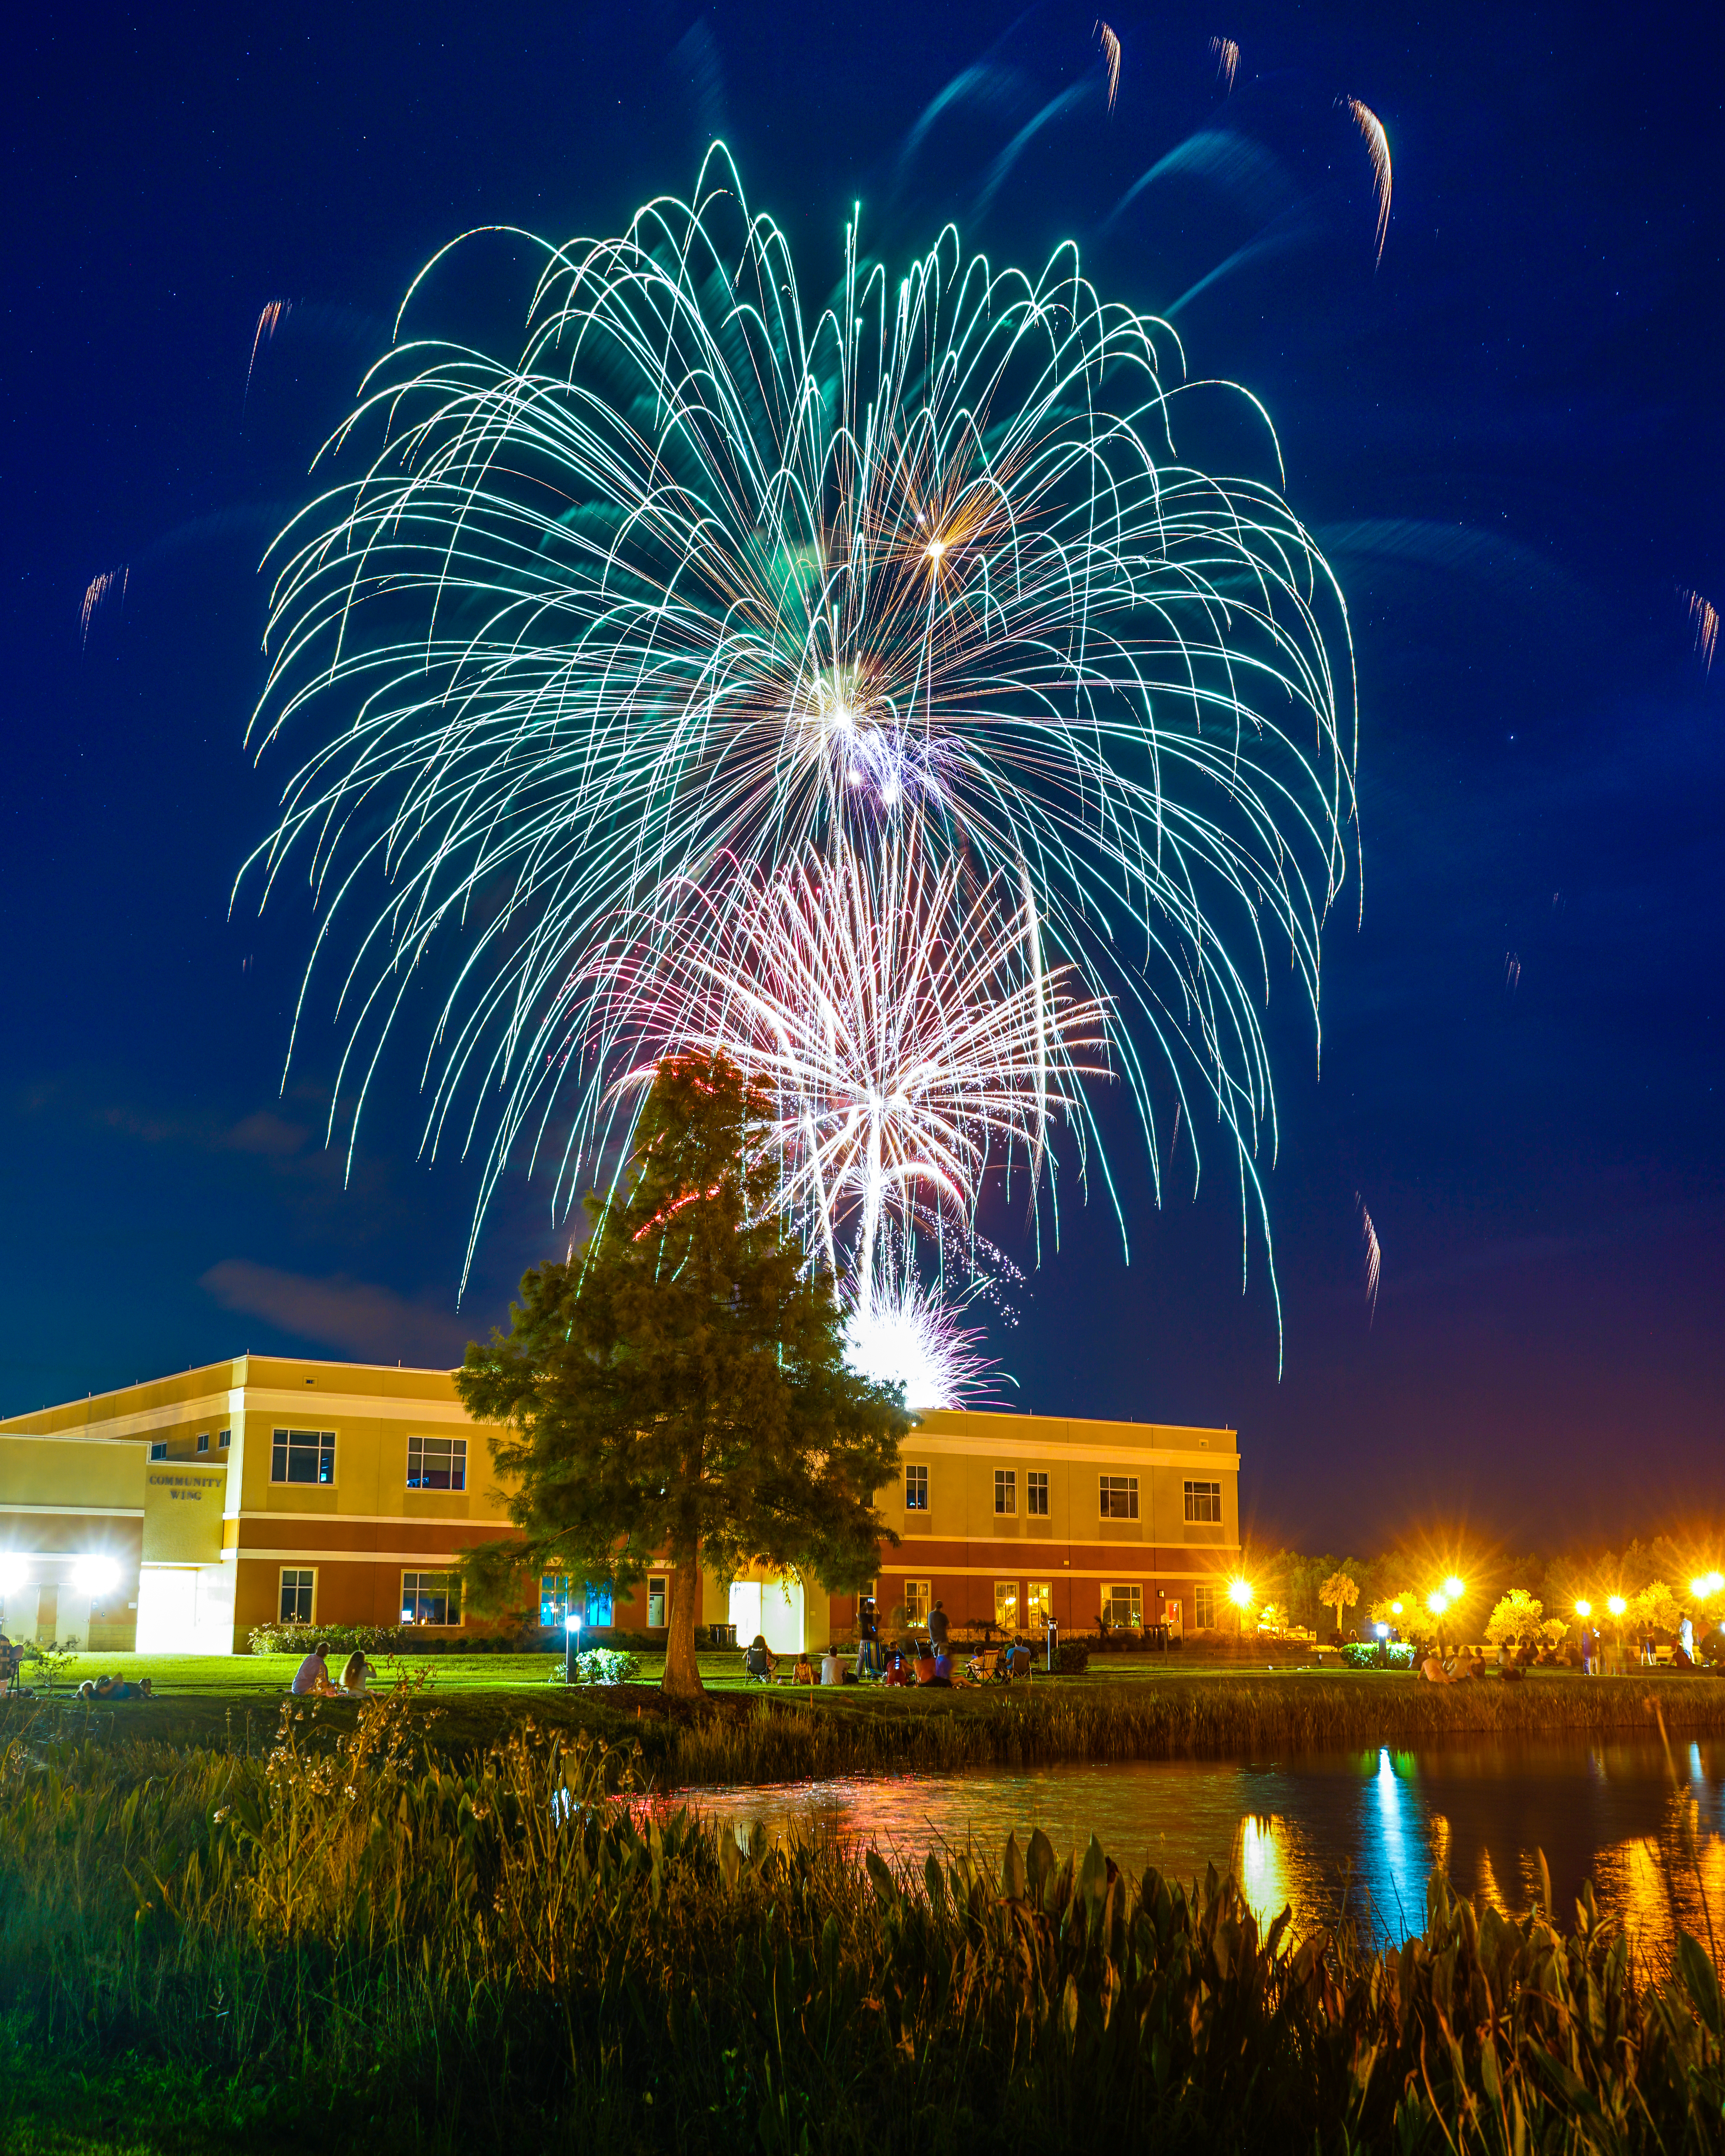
[1164,1598,1183,1640]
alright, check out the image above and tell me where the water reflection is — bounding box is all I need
[668,1737,1725,1962]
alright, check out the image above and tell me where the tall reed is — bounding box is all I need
[1,1694,1720,2153]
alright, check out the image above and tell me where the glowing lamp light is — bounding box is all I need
[71,1555,119,1598]
[1374,1622,1389,1640]
[564,1609,583,1683]
[1442,1576,1465,1601]
[1708,1573,1725,1597]
[1228,1578,1253,1609]
[1607,1595,1627,1618]
[1390,1600,1404,1616]
[1574,1599,1592,1619]
[1689,1577,1711,1602]
[1426,1590,1448,1616]
[0,1553,28,1597]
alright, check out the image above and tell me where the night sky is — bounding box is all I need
[5,1,1721,1552]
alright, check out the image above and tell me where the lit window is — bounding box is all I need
[1102,1583,1142,1628]
[903,1579,931,1624]
[279,1568,314,1624]
[993,1580,1019,1632]
[1026,1472,1049,1517]
[407,1433,467,1491]
[148,1442,167,1462]
[1026,1580,1054,1626]
[1194,1586,1216,1630]
[218,1428,231,1448]
[271,1429,335,1486]
[1183,1480,1222,1524]
[401,1571,462,1626]
[1100,1475,1139,1520]
[196,1432,209,1454]
[539,1574,571,1626]
[647,1575,668,1628]
[905,1464,928,1512]
[584,1581,613,1626]
[994,1469,1016,1515]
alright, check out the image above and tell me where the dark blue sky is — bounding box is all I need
[4,0,1720,1549]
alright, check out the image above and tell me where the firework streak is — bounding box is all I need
[245,147,1358,1389]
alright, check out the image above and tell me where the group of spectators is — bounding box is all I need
[742,1596,1037,1689]
[290,1643,377,1697]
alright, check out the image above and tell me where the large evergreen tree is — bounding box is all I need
[458,1055,909,1695]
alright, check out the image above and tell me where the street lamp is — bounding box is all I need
[1607,1594,1627,1673]
[1228,1576,1253,1638]
[564,1611,583,1685]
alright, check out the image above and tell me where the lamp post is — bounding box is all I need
[1228,1576,1253,1640]
[1574,1599,1593,1675]
[565,1611,582,1685]
[1607,1594,1626,1674]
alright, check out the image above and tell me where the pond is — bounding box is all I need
[670,1737,1725,1959]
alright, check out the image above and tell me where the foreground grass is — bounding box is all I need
[27,1656,1725,1786]
[0,1693,1720,2155]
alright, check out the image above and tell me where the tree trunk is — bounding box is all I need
[662,1545,706,1698]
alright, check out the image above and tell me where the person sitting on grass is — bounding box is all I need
[291,1641,337,1697]
[791,1653,815,1687]
[742,1634,776,1683]
[916,1646,953,1689]
[1008,1640,1034,1681]
[882,1650,913,1687]
[339,1650,373,1696]
[1419,1651,1452,1683]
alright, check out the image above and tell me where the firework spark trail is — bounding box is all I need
[1357,1192,1380,1323]
[244,147,1359,1329]
[1210,37,1240,94]
[245,300,292,406]
[1683,587,1719,673]
[1095,21,1122,113]
[587,827,1109,1303]
[80,566,127,649]
[1504,951,1521,995]
[1340,98,1391,265]
[843,1272,998,1410]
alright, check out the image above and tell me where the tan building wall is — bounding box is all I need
[4,1360,1238,1654]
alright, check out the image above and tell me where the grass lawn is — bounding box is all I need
[13,1647,1725,1788]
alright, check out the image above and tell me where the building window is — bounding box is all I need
[402,1571,462,1626]
[407,1433,467,1491]
[905,1464,928,1512]
[271,1428,335,1486]
[1183,1480,1222,1524]
[279,1568,315,1623]
[903,1579,931,1625]
[994,1469,1016,1515]
[149,1441,167,1462]
[1026,1580,1053,1627]
[218,1428,231,1448]
[584,1581,613,1626]
[1026,1471,1049,1516]
[540,1574,571,1626]
[1099,1475,1139,1520]
[1102,1583,1143,1629]
[647,1575,668,1628]
[196,1432,209,1454]
[993,1580,1019,1632]
[1194,1587,1217,1629]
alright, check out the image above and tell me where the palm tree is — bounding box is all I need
[1319,1569,1360,1643]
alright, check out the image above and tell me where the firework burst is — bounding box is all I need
[246,146,1358,1344]
[588,825,1108,1302]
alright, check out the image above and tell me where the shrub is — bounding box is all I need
[547,1647,642,1686]
[1054,1639,1090,1674]
[1339,1640,1416,1669]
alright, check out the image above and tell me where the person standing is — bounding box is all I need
[928,1600,950,1651]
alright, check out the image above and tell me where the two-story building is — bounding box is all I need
[0,1356,1239,1653]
